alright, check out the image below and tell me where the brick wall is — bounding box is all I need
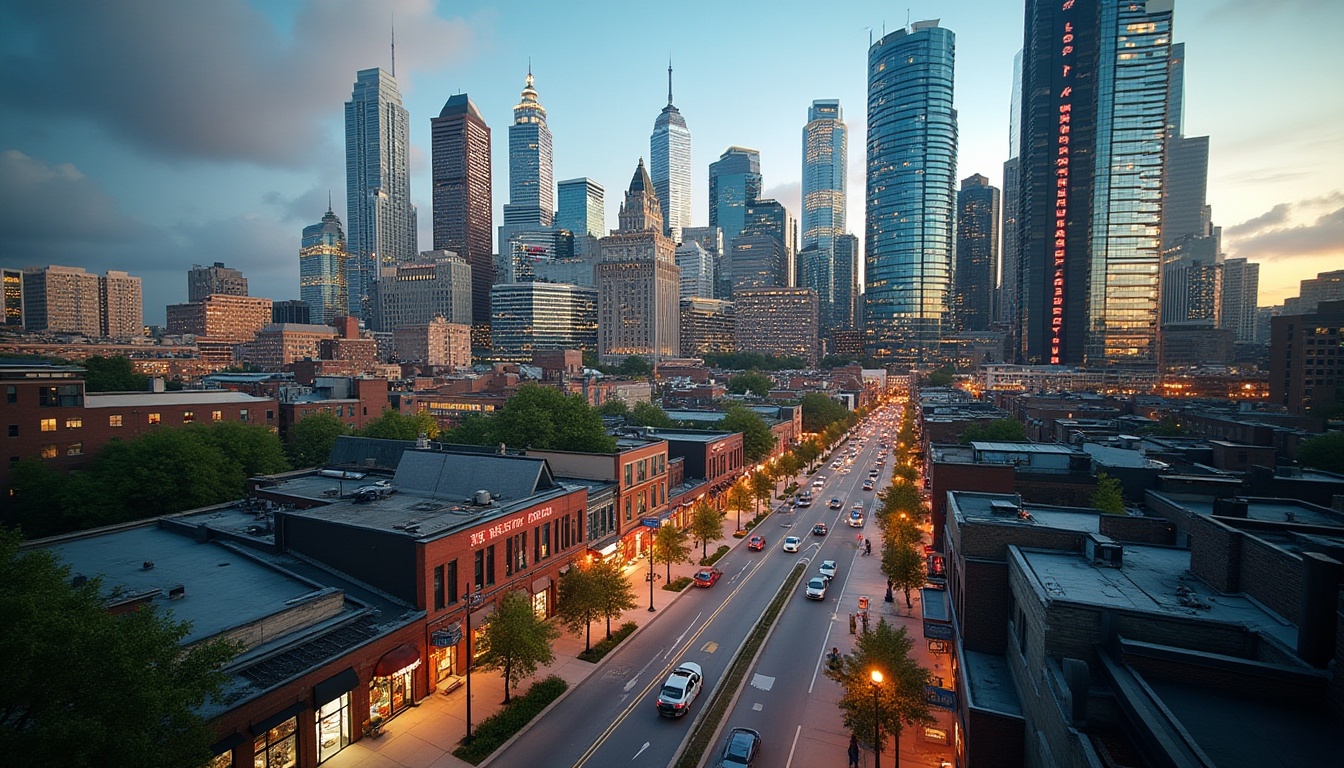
[1240,534,1303,621]
[1097,515,1176,545]
[1187,514,1242,592]
[1120,642,1328,707]
[965,706,1026,767]
[962,559,1012,653]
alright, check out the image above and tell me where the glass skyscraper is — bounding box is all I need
[345,68,414,322]
[557,178,605,238]
[503,70,554,228]
[708,147,762,247]
[300,207,348,325]
[954,174,1000,332]
[650,65,692,244]
[801,99,848,338]
[1000,50,1022,326]
[431,94,493,335]
[864,21,958,365]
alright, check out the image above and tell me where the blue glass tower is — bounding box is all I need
[708,146,762,246]
[864,21,958,365]
[503,70,553,228]
[300,206,348,325]
[801,99,847,336]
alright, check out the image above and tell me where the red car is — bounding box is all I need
[693,568,724,588]
[748,535,766,551]
[812,522,829,536]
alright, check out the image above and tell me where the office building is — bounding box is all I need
[392,319,471,368]
[502,69,554,230]
[1282,269,1344,315]
[650,65,691,243]
[557,178,605,238]
[1161,43,1213,251]
[680,298,735,357]
[98,271,142,339]
[796,245,832,333]
[1000,50,1023,325]
[21,265,103,337]
[953,174,1001,333]
[271,300,311,325]
[345,68,415,320]
[682,226,726,299]
[731,234,786,293]
[490,282,598,362]
[371,251,473,332]
[188,262,247,302]
[832,234,860,333]
[864,21,958,365]
[1220,258,1259,344]
[676,241,714,300]
[733,287,818,368]
[533,257,595,288]
[496,228,575,284]
[1,269,22,327]
[1160,239,1221,326]
[1016,0,1172,367]
[708,147,761,247]
[1270,300,1343,415]
[166,295,273,342]
[300,207,349,325]
[802,100,847,251]
[737,198,796,288]
[431,94,493,338]
[596,159,680,364]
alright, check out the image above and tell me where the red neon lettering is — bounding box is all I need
[1060,86,1072,98]
[1061,45,1074,56]
[1062,0,1075,9]
[1062,64,1072,77]
[1059,103,1072,114]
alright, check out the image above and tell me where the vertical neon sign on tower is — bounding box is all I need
[1051,0,1076,365]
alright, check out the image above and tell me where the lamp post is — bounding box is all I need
[463,584,484,743]
[870,669,884,768]
[647,544,656,612]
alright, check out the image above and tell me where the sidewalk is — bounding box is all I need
[322,504,757,768]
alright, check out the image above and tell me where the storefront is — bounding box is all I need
[428,624,464,692]
[312,667,358,764]
[252,703,306,768]
[368,644,420,723]
[531,576,551,618]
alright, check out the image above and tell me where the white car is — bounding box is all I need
[819,560,838,580]
[805,576,828,600]
[656,662,703,717]
[812,477,825,487]
[782,536,801,553]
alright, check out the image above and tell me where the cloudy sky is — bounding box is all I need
[2,0,1341,324]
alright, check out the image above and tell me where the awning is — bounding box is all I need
[211,733,244,755]
[250,702,307,736]
[531,576,551,593]
[469,602,495,625]
[373,643,421,678]
[313,667,359,706]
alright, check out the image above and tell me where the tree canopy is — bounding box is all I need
[1297,431,1344,474]
[700,351,807,371]
[442,383,617,453]
[556,564,602,652]
[719,403,775,462]
[598,399,630,417]
[800,392,849,433]
[727,371,774,398]
[591,558,638,637]
[824,618,934,759]
[287,411,349,468]
[1091,471,1126,515]
[652,523,692,581]
[628,401,673,428]
[475,591,560,703]
[358,409,440,441]
[690,499,723,563]
[0,530,238,767]
[925,366,955,388]
[80,355,149,393]
[616,355,653,377]
[959,418,1028,444]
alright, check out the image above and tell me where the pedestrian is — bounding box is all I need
[864,538,872,556]
[848,734,860,768]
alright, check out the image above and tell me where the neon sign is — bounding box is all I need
[1051,3,1076,365]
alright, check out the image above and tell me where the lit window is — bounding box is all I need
[67,443,82,456]
[41,444,57,459]
[109,415,122,428]
[65,418,82,429]
[183,411,194,424]
[40,418,56,432]
[147,413,161,425]
[212,410,223,422]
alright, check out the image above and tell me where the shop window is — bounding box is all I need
[67,442,82,456]
[532,589,547,618]
[183,411,194,424]
[315,693,349,764]
[108,414,122,428]
[253,716,297,768]
[212,410,223,422]
[65,417,82,429]
[148,412,161,425]
[207,753,232,768]
[40,418,56,432]
[41,444,57,459]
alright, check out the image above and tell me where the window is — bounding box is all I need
[486,545,496,585]
[183,411,194,424]
[474,550,485,590]
[65,417,82,429]
[207,752,232,768]
[253,715,297,768]
[624,463,633,486]
[240,409,249,423]
[447,560,459,604]
[6,425,15,437]
[266,410,275,420]
[475,548,496,589]
[147,412,161,425]
[40,418,56,432]
[433,565,445,610]
[507,532,527,575]
[624,497,632,521]
[212,410,223,422]
[38,384,81,408]
[537,522,551,560]
[637,459,647,482]
[5,386,14,404]
[67,443,82,456]
[108,415,122,428]
[40,444,57,459]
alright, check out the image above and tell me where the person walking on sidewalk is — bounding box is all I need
[848,734,860,767]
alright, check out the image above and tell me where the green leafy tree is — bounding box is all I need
[959,418,1028,444]
[1,458,72,538]
[194,421,289,479]
[359,409,441,441]
[892,463,918,483]
[287,411,349,468]
[690,499,723,562]
[801,392,848,433]
[749,470,773,518]
[1297,431,1344,474]
[441,412,493,446]
[592,558,638,637]
[727,371,774,398]
[1091,471,1126,515]
[629,401,673,428]
[881,518,927,608]
[76,429,240,528]
[823,618,934,764]
[793,437,822,471]
[1139,415,1187,437]
[776,452,802,483]
[725,481,753,532]
[490,384,616,453]
[475,591,560,704]
[556,563,602,652]
[0,530,238,766]
[925,366,955,388]
[80,355,149,392]
[720,403,775,462]
[652,523,693,581]
[616,355,653,377]
[876,480,924,526]
[598,399,630,417]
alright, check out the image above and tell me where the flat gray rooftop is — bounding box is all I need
[961,650,1023,717]
[1179,497,1344,528]
[953,493,1102,535]
[969,441,1079,454]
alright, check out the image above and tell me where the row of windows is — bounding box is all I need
[431,513,582,611]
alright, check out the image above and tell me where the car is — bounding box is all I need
[828,497,843,509]
[717,726,761,767]
[818,559,838,580]
[656,662,704,717]
[812,522,828,536]
[805,576,828,600]
[693,567,723,588]
[782,536,801,553]
[748,535,766,551]
[862,480,876,491]
[812,477,825,487]
[868,469,880,478]
[848,509,865,527]
[796,494,812,508]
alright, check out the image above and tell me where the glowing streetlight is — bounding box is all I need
[870,669,884,768]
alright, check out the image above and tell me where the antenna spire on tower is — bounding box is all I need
[390,11,396,77]
[667,59,673,105]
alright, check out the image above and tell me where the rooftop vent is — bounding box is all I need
[141,561,155,571]
[167,584,186,600]
[473,490,493,505]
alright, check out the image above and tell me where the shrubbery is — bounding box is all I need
[577,621,637,663]
[451,676,569,764]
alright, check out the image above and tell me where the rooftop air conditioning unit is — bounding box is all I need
[473,490,493,505]
[1095,543,1124,568]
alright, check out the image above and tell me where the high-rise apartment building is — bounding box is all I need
[1016,0,1172,367]
[392,319,471,368]
[708,147,761,247]
[1160,240,1221,325]
[675,241,714,300]
[1270,300,1343,415]
[731,235,786,293]
[503,70,554,229]
[1,269,23,327]
[1283,270,1344,315]
[1220,258,1260,344]
[1000,51,1023,326]
[21,265,103,336]
[300,207,349,325]
[741,199,797,284]
[733,287,819,368]
[188,262,247,302]
[864,21,958,365]
[596,160,680,363]
[345,68,415,320]
[650,65,691,243]
[166,294,272,342]
[802,99,847,250]
[557,178,605,238]
[431,94,493,338]
[99,270,142,339]
[681,226,726,299]
[680,298,735,357]
[953,174,1001,332]
[490,282,598,362]
[371,251,473,331]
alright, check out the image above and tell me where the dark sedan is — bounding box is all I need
[716,726,761,767]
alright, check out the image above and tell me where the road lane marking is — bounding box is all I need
[784,724,802,768]
[631,742,649,760]
[624,651,665,692]
[701,641,718,653]
[663,613,702,660]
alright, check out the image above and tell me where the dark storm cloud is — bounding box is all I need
[1226,197,1344,262]
[0,150,150,254]
[0,0,472,168]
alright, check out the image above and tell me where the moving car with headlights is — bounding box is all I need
[748,535,766,551]
[782,536,801,553]
[819,559,838,580]
[828,497,843,509]
[693,567,723,588]
[862,479,876,491]
[848,504,865,527]
[812,522,828,536]
[656,662,703,717]
[805,576,828,600]
[716,726,761,767]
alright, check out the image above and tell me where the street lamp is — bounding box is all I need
[647,545,656,612]
[870,669,884,768]
[463,584,484,743]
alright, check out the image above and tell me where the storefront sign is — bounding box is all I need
[470,505,555,547]
[431,624,463,647]
[641,517,661,528]
[925,685,957,711]
[924,620,955,640]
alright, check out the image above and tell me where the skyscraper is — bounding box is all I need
[557,178,605,238]
[832,234,860,332]
[675,241,714,300]
[1016,0,1172,367]
[503,70,554,229]
[650,64,691,243]
[953,174,1001,332]
[431,94,493,340]
[490,282,598,362]
[596,159,680,363]
[1000,50,1023,326]
[708,147,761,246]
[1221,257,1260,344]
[802,99,847,250]
[682,226,727,300]
[345,68,415,321]
[300,207,348,325]
[864,21,958,365]
[739,199,797,285]
[99,270,142,339]
[188,262,247,302]
[22,265,102,336]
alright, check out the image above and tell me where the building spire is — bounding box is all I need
[328,190,333,214]
[390,11,396,77]
[667,59,674,105]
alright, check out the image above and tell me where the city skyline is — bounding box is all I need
[1,0,1341,324]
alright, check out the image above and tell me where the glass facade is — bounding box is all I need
[556,177,605,238]
[864,21,958,365]
[650,66,692,243]
[953,174,1000,332]
[489,282,598,362]
[708,147,762,246]
[802,99,847,250]
[503,72,554,229]
[431,94,493,331]
[299,208,348,325]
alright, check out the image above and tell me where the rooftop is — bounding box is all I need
[84,390,274,408]
[951,492,1102,534]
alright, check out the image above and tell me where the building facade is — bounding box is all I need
[733,287,819,367]
[1000,50,1023,326]
[1160,239,1221,326]
[2,269,22,327]
[681,226,726,300]
[1269,300,1343,415]
[98,270,143,339]
[650,65,691,244]
[502,70,554,231]
[801,99,847,252]
[188,262,248,303]
[1220,258,1260,344]
[679,298,735,357]
[21,265,102,337]
[490,282,598,362]
[272,300,312,325]
[392,319,472,369]
[371,252,473,332]
[953,174,1001,333]
[864,21,958,365]
[431,94,493,339]
[675,241,714,300]
[300,208,349,325]
[166,295,274,343]
[707,147,761,248]
[236,324,339,371]
[556,178,605,238]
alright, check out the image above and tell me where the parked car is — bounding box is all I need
[748,535,766,551]
[819,559,838,580]
[828,497,843,509]
[812,522,828,536]
[693,567,723,588]
[656,662,704,717]
[782,536,801,553]
[717,727,761,767]
[805,576,828,600]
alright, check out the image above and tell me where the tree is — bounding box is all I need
[776,452,802,483]
[749,470,774,518]
[489,384,616,453]
[1139,415,1187,437]
[616,355,653,377]
[1091,471,1126,515]
[0,530,237,766]
[824,618,934,763]
[876,481,924,526]
[474,591,560,704]
[793,437,821,471]
[881,518,927,608]
[925,366,955,388]
[720,404,775,462]
[1,458,72,538]
[591,559,638,637]
[287,411,349,468]
[652,523,693,581]
[959,418,1028,444]
[80,355,149,393]
[725,481,754,532]
[629,401,673,428]
[892,463,918,483]
[1298,431,1344,474]
[194,421,289,479]
[359,409,441,440]
[690,499,723,563]
[801,392,848,433]
[556,564,602,652]
[727,371,773,398]
[598,399,630,417]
